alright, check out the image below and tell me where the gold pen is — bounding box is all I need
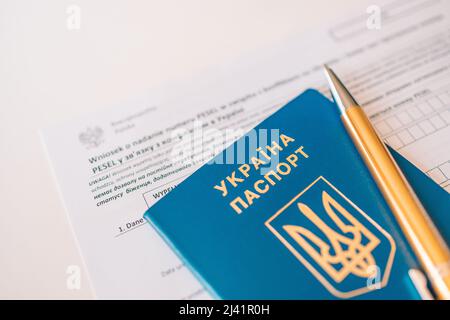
[324,65,450,300]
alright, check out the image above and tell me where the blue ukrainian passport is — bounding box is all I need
[144,89,450,299]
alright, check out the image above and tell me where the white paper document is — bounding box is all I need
[42,0,450,299]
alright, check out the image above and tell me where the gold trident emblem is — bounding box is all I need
[283,191,380,283]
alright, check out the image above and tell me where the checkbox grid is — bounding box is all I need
[377,91,450,149]
[426,161,450,193]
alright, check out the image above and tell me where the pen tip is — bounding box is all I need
[322,64,336,84]
[323,65,358,112]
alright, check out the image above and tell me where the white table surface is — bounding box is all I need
[0,0,360,299]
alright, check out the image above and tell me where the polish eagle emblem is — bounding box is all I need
[78,126,104,149]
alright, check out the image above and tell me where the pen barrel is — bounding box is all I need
[342,105,450,300]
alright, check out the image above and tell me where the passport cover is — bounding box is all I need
[144,89,449,299]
